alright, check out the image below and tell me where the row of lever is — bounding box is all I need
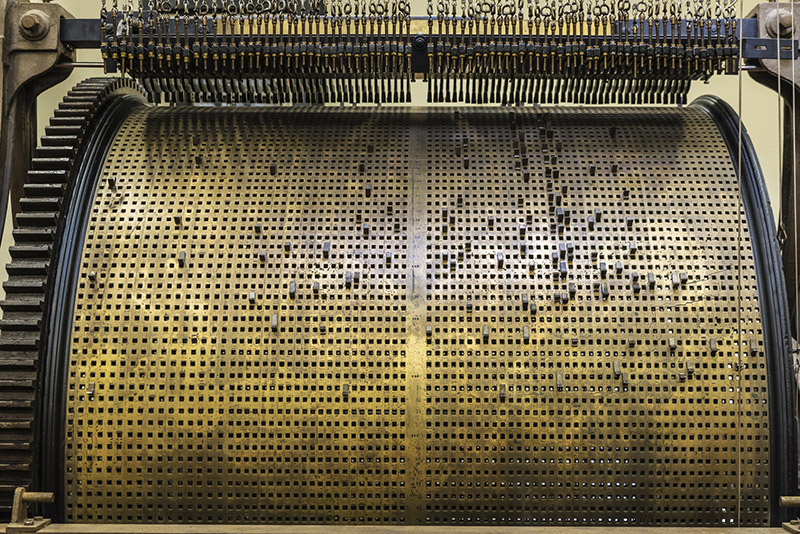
[101,0,740,104]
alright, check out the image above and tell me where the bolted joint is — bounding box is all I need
[766,8,794,39]
[19,10,51,41]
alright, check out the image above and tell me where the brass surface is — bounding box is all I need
[64,107,769,525]
[782,496,800,507]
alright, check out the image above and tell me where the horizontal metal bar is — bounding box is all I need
[31,526,789,534]
[52,62,106,69]
[62,16,763,50]
[61,18,101,49]
[742,37,799,60]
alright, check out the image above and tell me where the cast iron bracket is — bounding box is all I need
[0,0,76,239]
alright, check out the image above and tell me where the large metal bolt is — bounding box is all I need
[19,10,50,41]
[766,8,794,39]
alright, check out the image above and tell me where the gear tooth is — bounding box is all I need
[10,228,55,244]
[0,77,147,516]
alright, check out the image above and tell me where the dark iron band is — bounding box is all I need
[693,94,798,526]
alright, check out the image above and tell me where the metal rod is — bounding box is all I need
[781,495,800,507]
[20,491,54,504]
[53,62,106,69]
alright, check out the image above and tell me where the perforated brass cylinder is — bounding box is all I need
[59,104,786,526]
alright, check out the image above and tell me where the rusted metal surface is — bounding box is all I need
[64,106,769,525]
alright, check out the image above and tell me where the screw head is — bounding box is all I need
[19,10,50,41]
[413,34,427,50]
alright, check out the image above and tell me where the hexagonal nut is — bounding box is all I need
[766,8,795,39]
[19,10,51,41]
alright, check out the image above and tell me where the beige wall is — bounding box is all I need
[0,0,786,293]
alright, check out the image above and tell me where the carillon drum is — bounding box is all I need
[0,0,797,530]
[0,76,793,526]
